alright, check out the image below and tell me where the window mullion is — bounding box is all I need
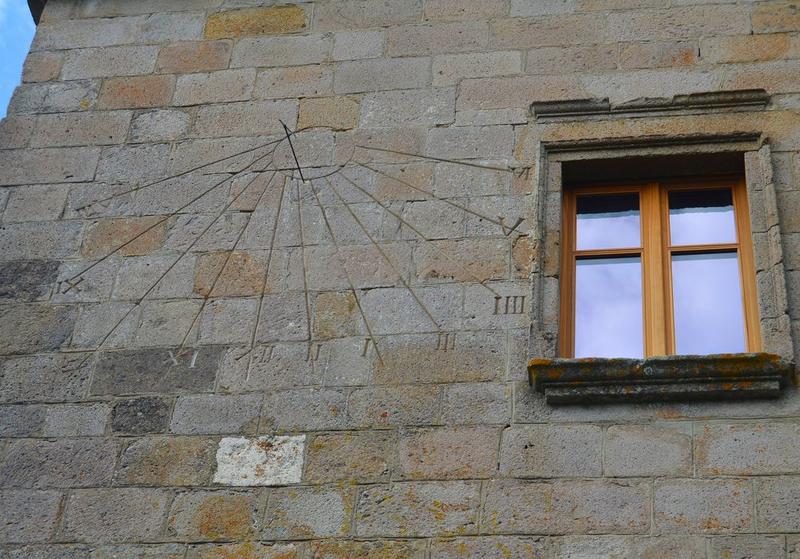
[642,182,668,356]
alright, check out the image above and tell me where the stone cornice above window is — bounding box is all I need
[529,353,795,405]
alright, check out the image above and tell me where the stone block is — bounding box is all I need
[304,430,395,484]
[213,435,305,486]
[356,481,480,537]
[112,253,196,301]
[550,535,707,559]
[141,12,207,43]
[314,0,422,31]
[204,5,308,39]
[0,353,91,403]
[360,87,455,128]
[168,490,261,541]
[397,426,499,480]
[0,147,100,186]
[262,388,348,431]
[348,385,441,428]
[528,44,618,74]
[311,540,425,559]
[753,2,800,33]
[654,479,753,534]
[334,57,430,94]
[618,40,697,69]
[31,111,131,148]
[193,100,297,138]
[709,536,787,559]
[111,397,171,434]
[387,21,488,56]
[174,68,255,106]
[263,485,353,539]
[500,424,602,478]
[230,34,330,68]
[425,125,513,160]
[81,217,166,258]
[332,30,384,60]
[97,75,175,110]
[0,260,59,302]
[187,543,303,559]
[0,405,45,437]
[433,51,521,86]
[63,489,171,543]
[441,382,511,425]
[31,16,144,50]
[93,544,187,559]
[607,6,750,42]
[424,0,508,21]
[62,46,158,80]
[171,393,263,435]
[0,115,35,149]
[604,423,692,477]
[254,293,308,342]
[414,238,508,284]
[0,490,61,544]
[199,298,259,345]
[22,51,63,83]
[96,142,171,182]
[115,436,217,486]
[3,544,95,559]
[312,291,361,339]
[4,185,69,223]
[0,439,117,488]
[490,14,607,48]
[462,74,584,109]
[76,0,220,17]
[431,537,547,559]
[696,422,800,476]
[255,65,333,99]
[0,304,76,355]
[43,403,108,437]
[483,479,650,534]
[157,40,232,73]
[130,109,191,142]
[90,346,223,396]
[756,477,800,532]
[133,299,204,347]
[299,96,360,131]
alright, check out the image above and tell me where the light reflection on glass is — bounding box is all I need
[672,252,746,355]
[576,194,640,250]
[669,189,736,246]
[575,257,643,358]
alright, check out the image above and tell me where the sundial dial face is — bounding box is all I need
[62,120,531,377]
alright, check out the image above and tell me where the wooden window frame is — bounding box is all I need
[559,175,761,358]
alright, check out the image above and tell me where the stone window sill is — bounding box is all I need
[529,353,794,405]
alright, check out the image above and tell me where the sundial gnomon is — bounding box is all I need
[61,122,530,372]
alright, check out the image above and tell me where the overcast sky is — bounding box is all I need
[0,0,36,117]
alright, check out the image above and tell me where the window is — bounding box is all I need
[560,177,761,359]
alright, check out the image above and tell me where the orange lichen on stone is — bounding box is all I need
[193,494,254,540]
[81,216,167,258]
[204,6,306,39]
[194,251,266,298]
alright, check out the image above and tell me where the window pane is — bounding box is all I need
[669,189,736,246]
[575,256,643,358]
[576,194,640,250]
[672,252,746,355]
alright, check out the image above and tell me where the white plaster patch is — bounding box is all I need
[213,435,305,486]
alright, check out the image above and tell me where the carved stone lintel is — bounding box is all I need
[529,353,794,405]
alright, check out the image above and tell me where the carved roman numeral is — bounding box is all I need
[435,332,456,352]
[494,295,526,315]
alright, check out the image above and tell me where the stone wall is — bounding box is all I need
[1,0,800,557]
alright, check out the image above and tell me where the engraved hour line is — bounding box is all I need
[62,159,276,372]
[73,136,285,212]
[174,170,279,354]
[337,170,501,297]
[323,174,443,331]
[353,161,524,236]
[307,176,384,366]
[64,149,276,285]
[294,177,316,361]
[354,145,517,173]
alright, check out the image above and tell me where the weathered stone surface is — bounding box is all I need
[431,537,547,559]
[0,439,117,488]
[0,353,91,403]
[204,6,307,39]
[314,0,422,31]
[500,424,602,478]
[171,393,263,435]
[334,57,430,94]
[387,21,487,56]
[654,479,753,534]
[0,405,45,437]
[356,481,480,537]
[62,46,158,79]
[263,485,353,539]
[111,397,171,434]
[483,480,650,534]
[397,426,499,480]
[299,96,360,131]
[4,184,69,222]
[0,304,76,355]
[157,40,232,73]
[311,540,425,559]
[22,51,63,82]
[709,536,787,559]
[115,436,217,486]
[168,490,261,541]
[305,430,395,484]
[174,68,255,106]
[0,221,82,260]
[696,422,800,476]
[604,424,692,477]
[130,109,191,142]
[348,385,441,428]
[231,34,329,68]
[81,217,167,258]
[361,88,455,128]
[756,477,800,532]
[97,75,175,110]
[550,535,707,559]
[0,490,61,544]
[0,147,100,186]
[63,489,171,543]
[0,260,59,302]
[187,543,303,559]
[441,382,511,425]
[213,435,305,486]
[43,403,108,437]
[90,347,223,396]
[332,30,384,60]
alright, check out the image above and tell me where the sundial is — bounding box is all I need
[60,121,530,374]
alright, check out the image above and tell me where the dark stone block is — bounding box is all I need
[111,397,170,434]
[0,405,46,437]
[0,260,59,302]
[90,347,224,396]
